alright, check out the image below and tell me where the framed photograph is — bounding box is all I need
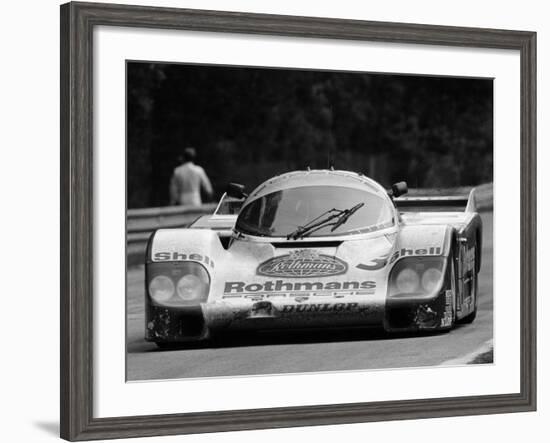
[60,1,536,441]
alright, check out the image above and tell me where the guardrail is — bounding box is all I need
[127,203,217,265]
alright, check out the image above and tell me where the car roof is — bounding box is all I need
[247,169,387,201]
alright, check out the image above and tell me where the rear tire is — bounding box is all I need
[459,245,478,324]
[461,308,477,324]
[460,276,478,324]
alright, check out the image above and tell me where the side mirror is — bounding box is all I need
[226,182,248,199]
[389,181,408,198]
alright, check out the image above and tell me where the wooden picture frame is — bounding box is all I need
[60,1,536,440]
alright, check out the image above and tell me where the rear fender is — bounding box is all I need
[456,213,483,273]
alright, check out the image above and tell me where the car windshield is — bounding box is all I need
[235,185,394,238]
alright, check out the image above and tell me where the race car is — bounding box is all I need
[145,169,482,346]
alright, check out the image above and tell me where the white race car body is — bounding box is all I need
[145,170,482,344]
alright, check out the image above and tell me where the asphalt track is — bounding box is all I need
[126,211,493,381]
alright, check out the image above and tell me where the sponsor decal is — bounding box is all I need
[356,257,387,271]
[357,246,442,271]
[440,289,454,327]
[281,303,365,313]
[224,279,376,294]
[153,251,214,268]
[257,249,347,278]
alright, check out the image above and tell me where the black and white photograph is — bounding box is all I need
[126,62,494,381]
[1,0,543,441]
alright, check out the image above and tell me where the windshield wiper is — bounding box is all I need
[286,202,365,240]
[330,203,364,232]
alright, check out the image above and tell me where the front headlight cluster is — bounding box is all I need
[389,257,445,299]
[148,262,210,306]
[149,275,175,303]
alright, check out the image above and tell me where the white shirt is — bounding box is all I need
[170,162,213,206]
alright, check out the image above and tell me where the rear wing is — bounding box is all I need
[394,189,477,213]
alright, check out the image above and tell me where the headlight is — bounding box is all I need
[147,261,211,306]
[149,275,175,303]
[421,268,443,292]
[388,257,445,299]
[177,274,207,301]
[395,268,420,293]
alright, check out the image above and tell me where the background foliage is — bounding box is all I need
[127,63,493,208]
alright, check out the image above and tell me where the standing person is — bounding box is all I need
[169,147,213,206]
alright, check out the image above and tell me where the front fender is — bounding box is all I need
[147,228,226,268]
